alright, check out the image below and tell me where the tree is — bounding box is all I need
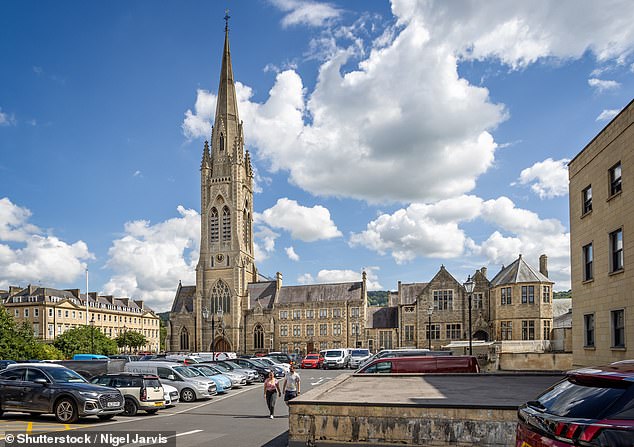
[0,308,44,360]
[54,326,118,358]
[115,330,147,353]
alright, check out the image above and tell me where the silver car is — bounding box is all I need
[215,360,258,384]
[200,364,247,388]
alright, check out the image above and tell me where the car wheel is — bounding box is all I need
[54,397,78,424]
[322,364,328,370]
[180,388,196,403]
[145,409,159,415]
[98,415,115,420]
[123,398,138,417]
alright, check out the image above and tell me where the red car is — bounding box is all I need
[301,353,324,369]
[516,360,634,447]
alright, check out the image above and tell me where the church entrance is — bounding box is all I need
[473,330,489,341]
[212,337,231,352]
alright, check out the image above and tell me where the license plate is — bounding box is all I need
[154,402,163,406]
[107,402,120,408]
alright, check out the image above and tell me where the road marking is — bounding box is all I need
[172,430,203,438]
[26,422,32,433]
[310,379,324,386]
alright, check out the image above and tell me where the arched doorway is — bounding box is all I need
[212,337,231,352]
[473,330,489,341]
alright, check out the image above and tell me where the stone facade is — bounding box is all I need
[569,98,634,366]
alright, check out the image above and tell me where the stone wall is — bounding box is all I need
[499,352,572,371]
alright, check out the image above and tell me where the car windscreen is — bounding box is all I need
[173,366,201,378]
[212,363,230,372]
[351,350,369,357]
[305,355,319,359]
[223,361,242,369]
[537,377,629,418]
[47,368,87,383]
[325,350,342,357]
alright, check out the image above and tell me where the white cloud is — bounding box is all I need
[103,206,201,312]
[596,109,620,121]
[269,0,341,28]
[297,266,383,290]
[133,170,142,177]
[0,198,93,288]
[588,78,621,92]
[515,158,569,199]
[0,108,16,126]
[256,198,342,242]
[182,89,216,140]
[285,246,300,261]
[253,226,280,262]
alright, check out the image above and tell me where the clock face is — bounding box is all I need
[216,253,224,262]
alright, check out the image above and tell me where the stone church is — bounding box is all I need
[167,21,556,356]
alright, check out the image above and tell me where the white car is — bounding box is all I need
[162,383,179,406]
[259,357,291,372]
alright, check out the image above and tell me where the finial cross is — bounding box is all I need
[224,9,230,31]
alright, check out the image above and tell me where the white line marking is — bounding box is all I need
[171,429,203,438]
[310,379,324,386]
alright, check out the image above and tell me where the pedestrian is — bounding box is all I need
[283,364,301,406]
[263,370,281,419]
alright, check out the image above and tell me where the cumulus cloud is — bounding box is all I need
[0,107,16,126]
[285,246,300,261]
[269,0,341,28]
[588,78,621,92]
[596,109,620,121]
[256,198,342,242]
[103,206,201,311]
[254,226,280,262]
[182,89,216,140]
[0,198,93,288]
[298,266,383,290]
[515,158,569,199]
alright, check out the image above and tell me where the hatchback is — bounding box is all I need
[301,354,324,369]
[516,361,634,447]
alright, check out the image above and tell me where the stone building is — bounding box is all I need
[569,98,634,366]
[1,284,160,352]
[167,19,557,356]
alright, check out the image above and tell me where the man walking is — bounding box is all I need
[282,364,301,405]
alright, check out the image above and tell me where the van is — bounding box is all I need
[124,361,216,402]
[323,349,350,369]
[356,355,480,374]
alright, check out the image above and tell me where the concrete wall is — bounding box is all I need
[499,352,572,371]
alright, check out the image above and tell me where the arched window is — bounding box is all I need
[220,133,225,151]
[254,325,264,350]
[210,208,219,242]
[210,280,231,314]
[222,207,231,241]
[243,209,249,247]
[180,327,190,351]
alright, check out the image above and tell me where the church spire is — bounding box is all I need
[214,11,240,140]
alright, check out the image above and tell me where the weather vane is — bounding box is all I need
[224,9,230,31]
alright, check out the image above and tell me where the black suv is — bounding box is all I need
[0,363,124,423]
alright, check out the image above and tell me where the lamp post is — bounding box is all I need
[202,306,209,356]
[90,317,95,354]
[427,305,433,350]
[355,323,359,348]
[464,275,475,356]
[217,305,224,352]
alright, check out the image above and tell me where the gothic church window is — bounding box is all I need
[210,208,219,242]
[180,327,190,351]
[253,324,264,350]
[220,133,225,151]
[210,280,231,314]
[222,207,231,241]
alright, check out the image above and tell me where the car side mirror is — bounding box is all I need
[167,375,176,381]
[33,378,48,385]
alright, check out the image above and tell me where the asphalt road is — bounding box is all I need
[0,368,348,447]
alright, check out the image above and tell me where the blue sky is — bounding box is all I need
[1,0,633,312]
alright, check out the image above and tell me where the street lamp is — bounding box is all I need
[427,305,433,350]
[464,275,475,356]
[355,323,359,348]
[202,306,210,356]
[217,305,224,352]
[90,317,95,354]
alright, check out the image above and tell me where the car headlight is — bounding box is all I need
[79,391,99,398]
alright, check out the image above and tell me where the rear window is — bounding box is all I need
[144,378,161,388]
[352,350,370,356]
[537,378,629,418]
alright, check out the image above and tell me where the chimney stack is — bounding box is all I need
[275,272,283,292]
[480,267,487,278]
[539,254,548,278]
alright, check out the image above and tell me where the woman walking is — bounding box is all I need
[263,370,281,419]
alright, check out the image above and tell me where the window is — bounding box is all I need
[14,309,19,317]
[320,341,328,351]
[280,342,288,353]
[24,308,29,317]
[332,308,341,318]
[48,324,54,338]
[222,206,231,241]
[280,325,288,337]
[433,290,453,310]
[48,308,53,317]
[293,310,301,320]
[379,331,393,349]
[522,320,535,340]
[583,243,593,281]
[306,309,314,319]
[610,229,624,273]
[521,286,535,304]
[473,293,483,309]
[351,307,360,318]
[500,321,512,340]
[58,309,61,317]
[243,209,251,249]
[351,323,360,336]
[426,324,441,341]
[254,325,264,350]
[65,310,69,318]
[501,287,512,305]
[333,323,342,336]
[306,325,314,337]
[582,185,592,214]
[319,308,328,319]
[279,310,288,320]
[293,325,301,337]
[609,162,622,196]
[319,324,327,336]
[179,328,189,351]
[404,325,415,342]
[210,208,219,242]
[543,320,551,340]
[34,308,39,317]
[612,309,625,348]
[446,323,461,340]
[584,314,595,347]
[542,286,550,303]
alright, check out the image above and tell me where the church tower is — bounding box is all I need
[195,15,257,353]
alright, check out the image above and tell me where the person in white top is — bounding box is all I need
[282,364,301,405]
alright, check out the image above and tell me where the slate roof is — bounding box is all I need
[399,282,428,305]
[554,309,572,329]
[366,306,398,329]
[170,285,196,313]
[553,298,572,318]
[490,255,553,287]
[276,282,363,305]
[248,281,277,309]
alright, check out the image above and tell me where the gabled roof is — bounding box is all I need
[170,285,196,313]
[248,281,277,309]
[553,298,572,318]
[490,255,553,287]
[277,282,362,305]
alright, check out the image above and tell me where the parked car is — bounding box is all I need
[516,362,634,447]
[72,354,109,360]
[108,355,140,362]
[301,354,324,369]
[124,361,216,402]
[0,363,124,423]
[231,357,283,380]
[162,383,180,406]
[268,352,294,365]
[200,362,247,387]
[323,349,350,369]
[0,360,16,370]
[258,356,291,372]
[90,373,164,416]
[289,353,303,366]
[348,349,371,369]
[358,348,432,369]
[214,360,258,384]
[356,356,479,374]
[187,365,231,393]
